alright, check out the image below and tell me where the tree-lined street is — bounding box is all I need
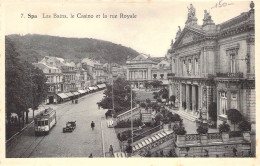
[6,91,120,158]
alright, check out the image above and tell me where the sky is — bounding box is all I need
[4,0,251,57]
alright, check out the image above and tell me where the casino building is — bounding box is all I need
[167,2,255,127]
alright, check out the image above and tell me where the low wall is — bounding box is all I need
[175,131,252,157]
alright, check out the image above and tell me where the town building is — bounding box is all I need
[111,63,127,79]
[167,2,255,127]
[33,61,63,104]
[126,54,171,88]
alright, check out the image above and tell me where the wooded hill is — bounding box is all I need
[6,34,139,65]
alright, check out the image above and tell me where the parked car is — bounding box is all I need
[105,109,113,119]
[63,121,76,133]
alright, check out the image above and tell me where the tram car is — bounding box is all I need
[34,107,57,136]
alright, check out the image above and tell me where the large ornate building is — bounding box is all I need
[167,2,255,127]
[126,54,171,88]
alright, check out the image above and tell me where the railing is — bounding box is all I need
[185,134,200,141]
[128,125,162,143]
[133,131,175,155]
[167,73,175,77]
[207,133,222,140]
[229,131,243,138]
[216,72,243,78]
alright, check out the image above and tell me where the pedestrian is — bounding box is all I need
[109,145,114,157]
[233,147,237,157]
[91,121,95,130]
[89,153,93,158]
[72,99,74,104]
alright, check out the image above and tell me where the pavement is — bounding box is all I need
[6,90,121,158]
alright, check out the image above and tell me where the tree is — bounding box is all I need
[238,119,251,131]
[218,122,230,133]
[227,109,243,131]
[208,102,217,121]
[150,80,163,89]
[98,77,136,114]
[5,39,47,127]
[24,62,47,123]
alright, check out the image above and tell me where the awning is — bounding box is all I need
[57,93,69,99]
[65,92,74,97]
[88,87,95,91]
[78,90,86,94]
[97,84,106,89]
[72,92,80,96]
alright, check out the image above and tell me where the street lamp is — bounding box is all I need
[124,84,134,148]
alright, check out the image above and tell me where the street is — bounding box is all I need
[6,90,120,158]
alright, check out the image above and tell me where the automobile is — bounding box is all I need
[105,109,113,119]
[63,121,76,133]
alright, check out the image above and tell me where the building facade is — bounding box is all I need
[167,3,255,126]
[33,62,64,104]
[126,54,171,88]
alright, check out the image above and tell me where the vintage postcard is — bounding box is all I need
[0,0,259,165]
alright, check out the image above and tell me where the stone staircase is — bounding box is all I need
[168,108,198,122]
[132,129,175,155]
[116,107,141,122]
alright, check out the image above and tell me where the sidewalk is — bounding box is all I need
[102,117,121,157]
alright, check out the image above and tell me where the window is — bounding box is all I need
[230,92,237,109]
[188,59,192,74]
[183,60,186,75]
[230,54,236,73]
[219,92,227,115]
[45,120,49,125]
[153,74,157,79]
[49,69,51,73]
[195,58,199,75]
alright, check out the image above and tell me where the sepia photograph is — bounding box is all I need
[0,0,258,165]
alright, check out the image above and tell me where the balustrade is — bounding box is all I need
[216,72,243,78]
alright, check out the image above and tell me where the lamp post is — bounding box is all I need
[124,84,134,152]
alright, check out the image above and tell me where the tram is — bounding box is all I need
[34,107,57,136]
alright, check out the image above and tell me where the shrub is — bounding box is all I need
[140,102,146,108]
[162,117,169,124]
[238,119,251,131]
[162,93,169,100]
[174,126,186,135]
[146,98,151,104]
[157,98,162,103]
[170,114,182,122]
[218,122,231,133]
[196,125,208,134]
[115,119,143,128]
[227,109,243,131]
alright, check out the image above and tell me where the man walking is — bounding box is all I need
[109,145,114,157]
[91,121,95,130]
